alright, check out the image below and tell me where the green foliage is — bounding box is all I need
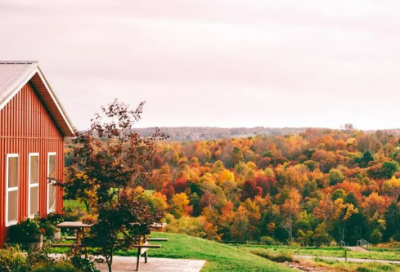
[370,229,383,244]
[8,218,43,244]
[260,236,277,245]
[70,256,100,272]
[328,169,345,185]
[26,245,54,269]
[31,262,79,272]
[382,161,400,179]
[118,232,292,272]
[0,245,27,272]
[62,206,85,221]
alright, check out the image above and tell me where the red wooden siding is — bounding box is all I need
[0,82,65,245]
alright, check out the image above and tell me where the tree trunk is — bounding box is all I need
[107,253,113,272]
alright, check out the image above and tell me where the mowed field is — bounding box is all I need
[242,245,400,261]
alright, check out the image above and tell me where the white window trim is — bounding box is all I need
[28,153,39,218]
[47,152,57,214]
[5,154,19,227]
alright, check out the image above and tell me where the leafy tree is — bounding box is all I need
[171,193,190,218]
[328,169,345,186]
[63,100,166,272]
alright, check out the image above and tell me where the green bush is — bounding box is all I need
[70,256,100,272]
[26,245,54,268]
[32,262,79,272]
[249,249,294,263]
[260,236,276,245]
[8,218,43,244]
[46,213,65,225]
[0,245,28,272]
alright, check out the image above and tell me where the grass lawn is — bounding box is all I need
[242,245,400,261]
[311,257,400,272]
[63,199,87,211]
[116,232,293,272]
[52,232,292,272]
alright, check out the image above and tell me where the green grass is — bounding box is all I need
[117,233,293,272]
[313,258,400,272]
[242,245,400,261]
[63,199,87,211]
[52,233,292,272]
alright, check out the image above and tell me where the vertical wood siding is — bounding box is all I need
[0,82,64,245]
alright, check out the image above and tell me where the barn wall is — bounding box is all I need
[0,82,65,245]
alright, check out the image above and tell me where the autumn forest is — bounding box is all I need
[66,126,400,246]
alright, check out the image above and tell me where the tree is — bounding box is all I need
[280,188,301,242]
[344,123,355,133]
[328,169,344,186]
[383,177,400,200]
[171,193,190,219]
[63,100,167,272]
[313,222,331,245]
[382,161,400,179]
[241,180,262,201]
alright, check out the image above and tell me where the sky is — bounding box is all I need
[1,0,400,130]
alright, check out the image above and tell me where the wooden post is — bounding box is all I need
[136,248,141,271]
[345,249,347,262]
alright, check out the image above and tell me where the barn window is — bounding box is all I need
[29,153,39,217]
[47,152,57,213]
[6,154,19,226]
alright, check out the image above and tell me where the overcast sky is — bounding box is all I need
[1,0,400,130]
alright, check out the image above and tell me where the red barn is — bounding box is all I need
[0,61,74,245]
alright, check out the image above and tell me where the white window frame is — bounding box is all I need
[5,154,19,227]
[28,153,39,218]
[47,152,57,214]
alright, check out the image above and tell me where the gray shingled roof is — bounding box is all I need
[0,61,75,136]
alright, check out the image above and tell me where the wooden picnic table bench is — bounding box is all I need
[52,221,93,257]
[133,242,162,271]
[51,221,167,271]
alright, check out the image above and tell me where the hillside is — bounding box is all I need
[118,232,293,272]
[142,128,400,246]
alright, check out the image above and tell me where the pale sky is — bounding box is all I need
[1,0,400,130]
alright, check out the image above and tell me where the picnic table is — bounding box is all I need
[54,221,93,256]
[52,221,167,271]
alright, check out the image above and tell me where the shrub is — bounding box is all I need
[26,245,54,268]
[8,218,43,244]
[260,236,276,245]
[250,249,294,263]
[70,256,100,272]
[36,213,65,238]
[46,213,65,225]
[32,262,79,272]
[0,245,28,272]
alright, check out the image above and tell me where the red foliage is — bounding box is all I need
[241,180,263,201]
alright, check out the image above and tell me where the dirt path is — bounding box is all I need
[345,246,369,252]
[293,255,400,264]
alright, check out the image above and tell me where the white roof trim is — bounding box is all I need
[36,67,75,135]
[0,66,75,136]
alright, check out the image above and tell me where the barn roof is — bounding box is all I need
[0,61,75,137]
